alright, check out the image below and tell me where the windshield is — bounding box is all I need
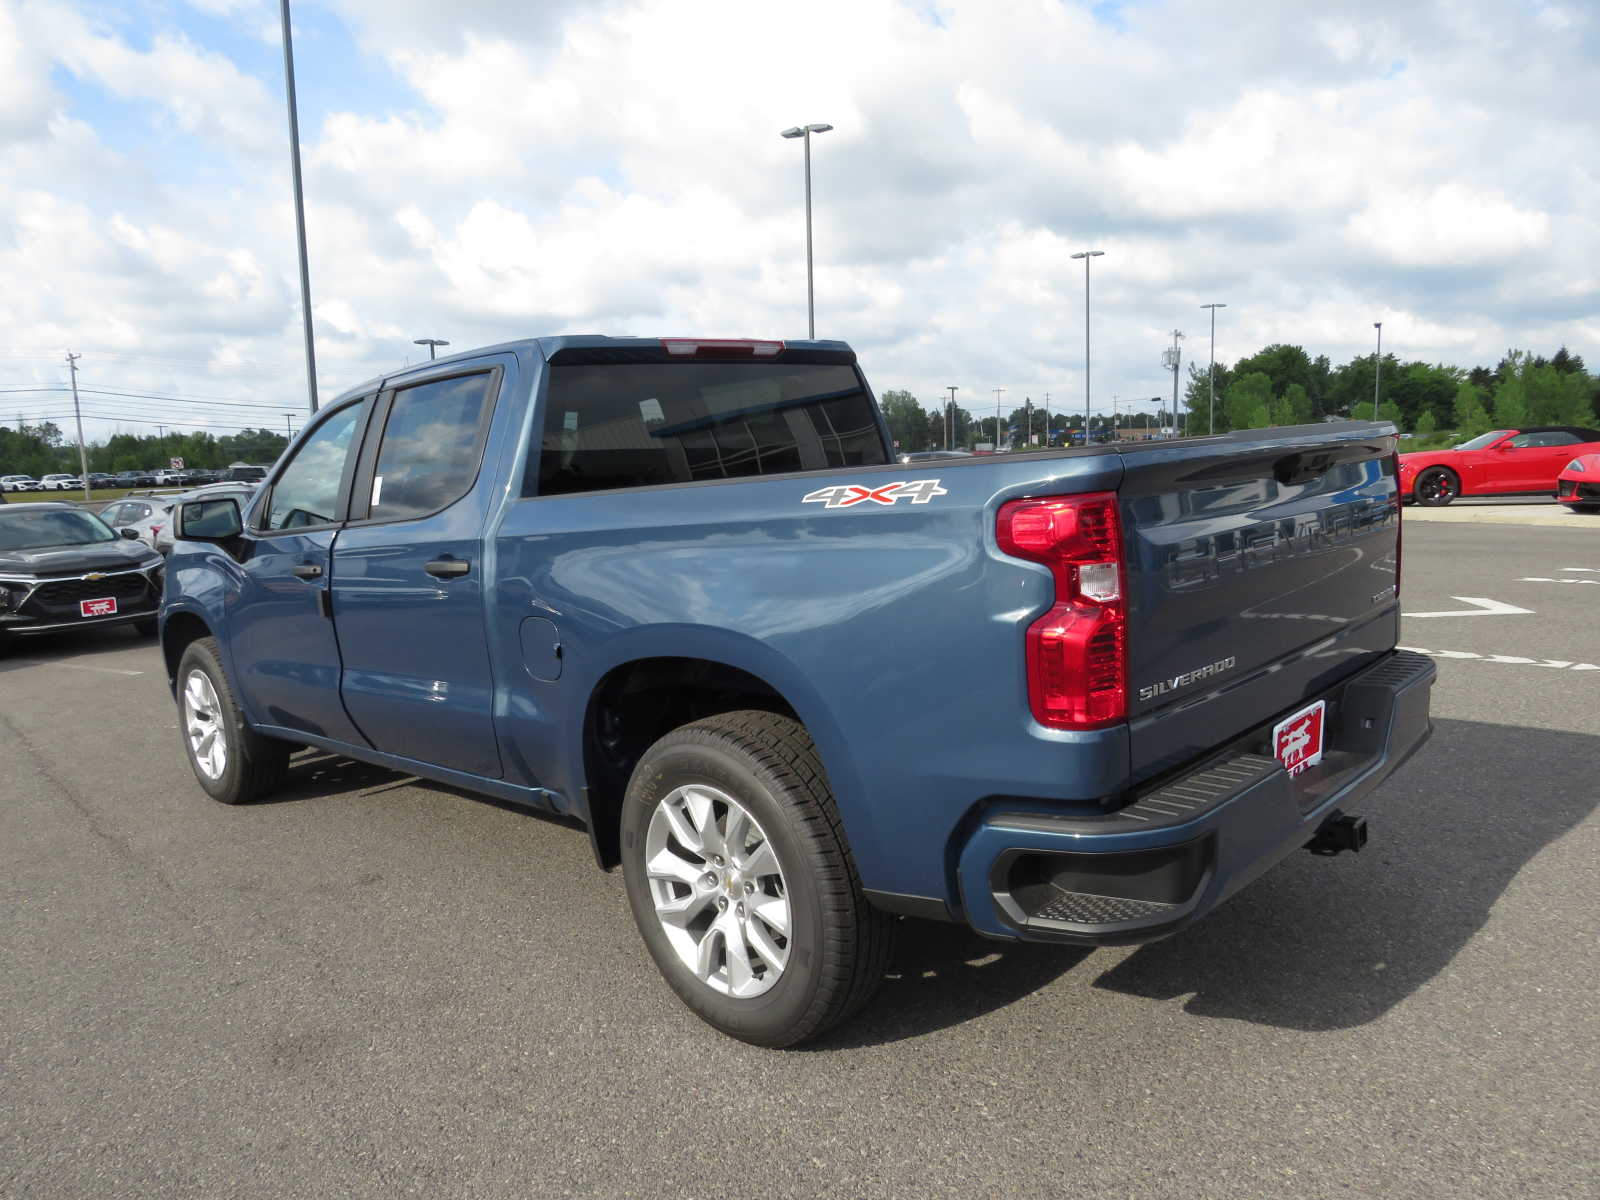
[0,509,118,552]
[1452,430,1512,451]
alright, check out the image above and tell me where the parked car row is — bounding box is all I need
[1,466,272,493]
[1398,425,1600,507]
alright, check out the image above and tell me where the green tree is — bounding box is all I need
[1283,383,1312,425]
[1226,372,1274,432]
[1268,396,1295,427]
[1183,361,1233,434]
[1492,372,1529,428]
[1453,382,1492,438]
[1414,410,1437,438]
[877,389,929,452]
[1377,400,1402,427]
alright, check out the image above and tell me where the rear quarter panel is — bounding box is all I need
[490,451,1127,902]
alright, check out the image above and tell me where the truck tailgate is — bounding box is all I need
[1118,424,1400,786]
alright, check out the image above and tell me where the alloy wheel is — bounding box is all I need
[644,783,791,999]
[182,669,228,780]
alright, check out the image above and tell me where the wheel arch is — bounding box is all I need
[575,637,861,874]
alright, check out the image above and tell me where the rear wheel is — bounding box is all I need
[1414,466,1460,506]
[621,710,895,1047]
[176,637,290,805]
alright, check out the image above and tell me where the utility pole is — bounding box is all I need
[1162,330,1184,434]
[992,387,1005,450]
[1043,391,1050,447]
[946,386,958,451]
[1201,302,1227,435]
[66,352,90,501]
[1373,322,1383,421]
[285,413,293,442]
[1024,396,1033,446]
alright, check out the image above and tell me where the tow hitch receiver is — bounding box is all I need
[1306,811,1367,856]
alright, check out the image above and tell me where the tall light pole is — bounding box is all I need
[1372,322,1383,421]
[1070,249,1105,432]
[1043,391,1051,446]
[279,0,318,414]
[946,385,958,450]
[414,338,449,360]
[1162,329,1184,434]
[780,123,833,339]
[993,387,1005,450]
[1201,302,1227,435]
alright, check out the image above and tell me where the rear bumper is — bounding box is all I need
[955,649,1436,944]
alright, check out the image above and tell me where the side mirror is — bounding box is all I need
[119,528,140,540]
[177,497,243,542]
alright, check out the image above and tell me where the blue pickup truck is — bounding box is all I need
[161,336,1434,1046]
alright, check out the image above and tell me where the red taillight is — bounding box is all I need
[660,338,784,358]
[997,493,1127,729]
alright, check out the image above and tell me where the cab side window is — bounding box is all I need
[262,402,365,531]
[365,373,495,522]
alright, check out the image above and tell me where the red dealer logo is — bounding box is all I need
[80,597,118,618]
[801,479,949,509]
[1273,700,1326,777]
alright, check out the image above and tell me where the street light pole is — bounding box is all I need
[946,385,958,450]
[1201,302,1227,435]
[414,338,449,360]
[278,0,318,414]
[780,123,834,339]
[1373,322,1383,421]
[1043,391,1050,447]
[1070,250,1105,433]
[993,387,1005,450]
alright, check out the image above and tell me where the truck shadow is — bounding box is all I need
[818,717,1595,1047]
[1088,717,1596,1031]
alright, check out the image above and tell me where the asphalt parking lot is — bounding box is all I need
[2,519,1596,1199]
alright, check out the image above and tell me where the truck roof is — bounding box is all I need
[327,335,855,408]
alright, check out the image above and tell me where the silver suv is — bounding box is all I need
[98,495,175,551]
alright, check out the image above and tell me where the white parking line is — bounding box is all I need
[1400,646,1600,672]
[9,658,145,677]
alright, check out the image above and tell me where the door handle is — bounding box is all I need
[291,563,323,580]
[425,558,471,579]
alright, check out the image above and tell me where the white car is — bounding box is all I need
[38,474,84,491]
[1,475,40,492]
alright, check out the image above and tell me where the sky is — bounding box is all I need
[1,0,1596,445]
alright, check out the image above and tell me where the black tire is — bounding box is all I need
[621,710,895,1048]
[175,637,290,805]
[1568,504,1600,515]
[1413,466,1460,506]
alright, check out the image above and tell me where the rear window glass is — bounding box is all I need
[532,362,885,496]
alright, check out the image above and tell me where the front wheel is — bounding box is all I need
[1414,466,1460,506]
[175,637,290,804]
[621,710,894,1047]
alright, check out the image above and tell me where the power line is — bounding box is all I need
[0,384,300,412]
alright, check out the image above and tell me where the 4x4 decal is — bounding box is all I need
[801,479,948,509]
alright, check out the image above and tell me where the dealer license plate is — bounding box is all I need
[1272,700,1326,777]
[80,597,118,618]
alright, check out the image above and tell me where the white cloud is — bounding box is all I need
[0,0,1596,443]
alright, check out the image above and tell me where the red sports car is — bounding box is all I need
[1398,426,1600,506]
[1556,451,1600,514]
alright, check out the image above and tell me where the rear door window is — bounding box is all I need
[362,372,496,522]
[532,361,885,496]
